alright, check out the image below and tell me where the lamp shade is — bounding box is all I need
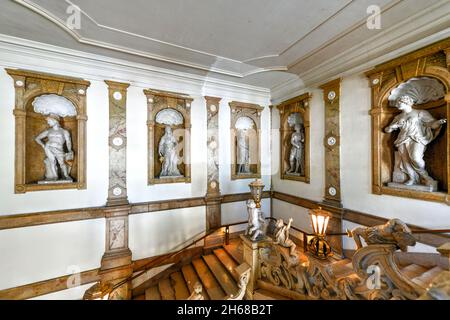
[248,179,265,208]
[309,207,330,236]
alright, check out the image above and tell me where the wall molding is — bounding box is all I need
[0,191,271,230]
[272,191,450,248]
[0,34,270,103]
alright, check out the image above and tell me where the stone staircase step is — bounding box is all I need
[253,289,290,300]
[192,258,226,300]
[203,254,239,297]
[223,241,243,264]
[134,294,145,300]
[213,248,240,281]
[158,278,175,300]
[170,271,190,300]
[145,285,161,300]
[412,266,444,289]
[181,264,210,300]
[400,264,428,280]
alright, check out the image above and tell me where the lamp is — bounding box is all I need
[249,179,265,208]
[307,207,333,259]
[83,281,113,300]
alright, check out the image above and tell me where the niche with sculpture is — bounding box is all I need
[145,89,192,184]
[366,39,450,204]
[230,101,263,180]
[6,69,90,193]
[277,93,311,183]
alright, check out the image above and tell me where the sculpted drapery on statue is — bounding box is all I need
[236,129,250,174]
[158,126,181,177]
[35,114,74,183]
[385,95,447,190]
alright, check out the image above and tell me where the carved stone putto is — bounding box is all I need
[245,199,266,241]
[350,218,416,252]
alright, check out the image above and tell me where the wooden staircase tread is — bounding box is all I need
[145,285,161,300]
[203,254,239,296]
[181,264,210,300]
[213,248,240,281]
[192,258,226,300]
[400,264,428,280]
[223,242,243,264]
[412,266,444,288]
[170,271,190,300]
[253,289,290,300]
[158,278,176,300]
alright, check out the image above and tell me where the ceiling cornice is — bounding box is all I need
[271,0,450,104]
[0,34,271,104]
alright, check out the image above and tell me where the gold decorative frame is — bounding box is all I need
[365,38,450,205]
[144,89,192,185]
[6,69,90,193]
[229,101,263,180]
[277,93,311,183]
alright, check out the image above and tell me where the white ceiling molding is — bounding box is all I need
[14,0,289,78]
[0,34,271,104]
[271,0,450,104]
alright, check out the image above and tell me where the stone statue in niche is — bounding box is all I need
[236,129,250,174]
[155,108,184,178]
[245,199,266,241]
[385,95,446,191]
[235,116,254,174]
[286,124,305,175]
[32,94,78,184]
[158,126,181,177]
[35,114,74,183]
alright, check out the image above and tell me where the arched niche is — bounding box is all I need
[6,69,90,193]
[229,101,263,180]
[144,89,192,185]
[365,39,450,205]
[276,93,311,183]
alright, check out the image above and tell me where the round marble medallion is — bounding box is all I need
[210,105,217,112]
[372,78,380,85]
[210,181,217,189]
[148,97,154,103]
[113,91,122,101]
[328,187,337,196]
[327,136,337,146]
[328,91,336,101]
[112,137,124,147]
[78,89,85,95]
[15,80,24,87]
[112,187,122,196]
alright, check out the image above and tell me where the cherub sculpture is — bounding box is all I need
[245,199,266,241]
[350,218,416,252]
[273,218,297,258]
[187,282,204,300]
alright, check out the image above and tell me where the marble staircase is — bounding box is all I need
[133,239,244,300]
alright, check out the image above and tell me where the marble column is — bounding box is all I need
[101,81,132,299]
[204,96,223,231]
[320,79,343,256]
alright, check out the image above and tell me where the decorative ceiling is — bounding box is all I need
[1,0,449,91]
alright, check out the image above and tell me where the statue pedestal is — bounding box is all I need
[388,181,438,193]
[38,179,73,184]
[240,234,270,299]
